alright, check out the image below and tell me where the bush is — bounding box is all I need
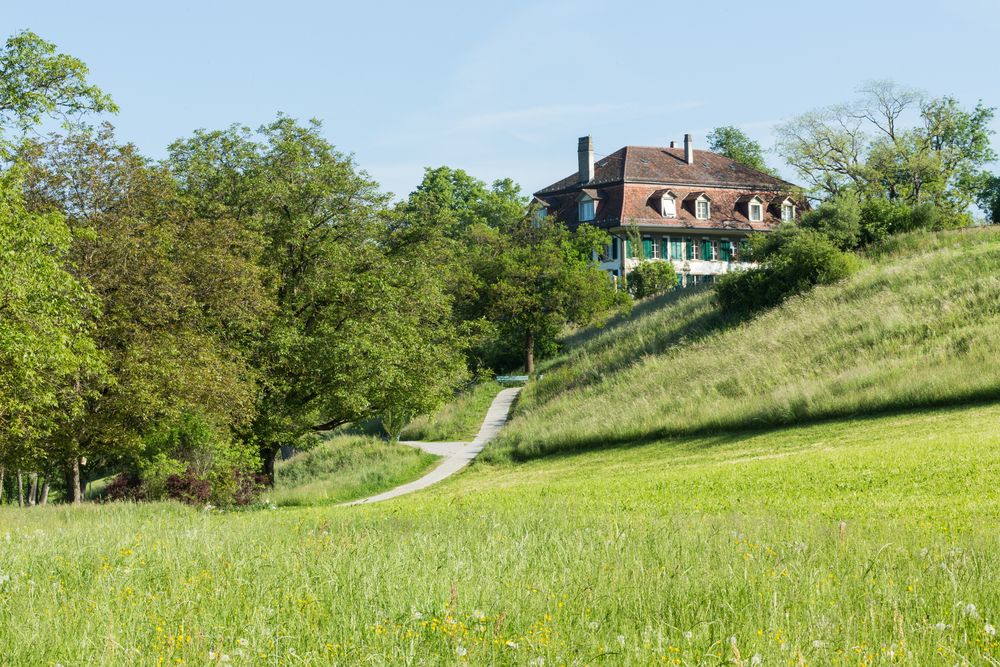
[135,413,262,507]
[716,228,858,317]
[799,196,861,250]
[626,261,677,299]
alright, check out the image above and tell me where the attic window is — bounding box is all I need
[781,202,796,221]
[695,199,710,220]
[749,202,762,222]
[579,196,595,222]
[660,192,677,218]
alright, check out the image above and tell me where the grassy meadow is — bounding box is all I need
[269,435,439,507]
[2,228,1000,665]
[488,227,1000,461]
[400,381,503,442]
[2,402,1000,665]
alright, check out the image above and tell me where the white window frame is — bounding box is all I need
[782,203,796,221]
[578,197,595,222]
[749,202,762,222]
[695,198,710,220]
[661,195,677,218]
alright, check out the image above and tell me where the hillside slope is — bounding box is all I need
[487,227,1000,461]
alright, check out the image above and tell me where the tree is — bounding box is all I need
[976,174,1000,223]
[0,30,116,137]
[707,126,775,175]
[19,125,269,502]
[0,167,104,502]
[775,80,996,210]
[168,118,467,480]
[479,218,630,375]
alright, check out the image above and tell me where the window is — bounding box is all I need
[782,203,796,221]
[720,239,733,262]
[749,202,762,222]
[661,237,670,259]
[670,237,682,260]
[739,239,750,260]
[661,196,677,218]
[533,207,547,225]
[611,237,619,260]
[701,239,713,260]
[578,197,595,222]
[696,199,710,219]
[687,238,696,260]
[642,237,654,259]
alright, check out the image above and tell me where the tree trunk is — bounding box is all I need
[28,473,38,507]
[525,331,535,376]
[0,466,5,505]
[68,458,82,505]
[39,479,50,506]
[17,471,24,508]
[262,447,278,487]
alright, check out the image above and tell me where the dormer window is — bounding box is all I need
[749,202,762,222]
[781,202,796,221]
[577,188,600,222]
[772,196,797,222]
[738,194,765,223]
[655,189,677,218]
[696,199,710,220]
[683,192,712,220]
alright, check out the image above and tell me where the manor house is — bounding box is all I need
[533,135,802,286]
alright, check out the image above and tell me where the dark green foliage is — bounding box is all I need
[798,196,861,250]
[706,126,775,175]
[977,174,1000,223]
[627,261,677,299]
[716,228,858,317]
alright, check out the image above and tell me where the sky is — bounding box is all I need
[7,0,1000,199]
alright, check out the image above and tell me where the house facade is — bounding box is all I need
[533,135,802,286]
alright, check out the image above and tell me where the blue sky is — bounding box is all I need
[8,0,1000,199]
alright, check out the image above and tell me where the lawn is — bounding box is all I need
[400,381,503,441]
[269,434,440,507]
[2,401,999,665]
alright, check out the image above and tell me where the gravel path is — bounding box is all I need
[342,387,521,506]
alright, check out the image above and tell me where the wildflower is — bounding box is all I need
[237,638,248,647]
[528,658,545,667]
[506,640,518,649]
[683,631,693,641]
[964,603,979,618]
[208,652,217,661]
[986,623,997,636]
[220,656,230,663]
[934,622,947,631]
[472,609,485,620]
[812,640,826,648]
[588,621,600,630]
[751,654,762,666]
[617,635,626,646]
[456,646,467,657]
[0,574,9,588]
[412,609,423,620]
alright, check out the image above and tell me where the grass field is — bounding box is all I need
[488,227,1000,462]
[2,402,999,665]
[2,228,1000,665]
[269,435,440,507]
[400,381,503,441]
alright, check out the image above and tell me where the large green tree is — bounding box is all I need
[775,81,996,210]
[707,126,775,175]
[168,118,467,480]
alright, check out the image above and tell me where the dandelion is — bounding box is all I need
[412,609,423,620]
[456,646,467,657]
[934,622,947,631]
[964,603,979,618]
[812,640,826,649]
[986,623,996,636]
[750,654,762,666]
[617,635,626,646]
[683,631,693,641]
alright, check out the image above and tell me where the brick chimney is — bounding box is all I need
[578,135,594,183]
[684,133,694,165]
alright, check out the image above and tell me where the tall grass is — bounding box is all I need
[2,402,999,664]
[489,227,1000,461]
[268,435,438,506]
[400,381,502,441]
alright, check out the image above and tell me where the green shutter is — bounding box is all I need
[720,240,732,262]
[701,240,712,260]
[661,238,670,259]
[671,239,682,259]
[625,239,632,258]
[686,239,694,260]
[642,238,653,259]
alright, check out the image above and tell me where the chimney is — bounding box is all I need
[669,140,677,148]
[578,135,594,183]
[684,133,694,165]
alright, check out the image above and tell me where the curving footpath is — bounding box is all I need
[342,387,521,506]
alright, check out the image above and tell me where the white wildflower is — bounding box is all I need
[528,658,545,667]
[237,638,248,647]
[751,654,762,666]
[684,631,693,641]
[208,652,217,661]
[412,609,423,620]
[964,603,980,618]
[505,640,518,649]
[472,609,485,620]
[812,640,826,648]
[0,573,9,587]
[588,620,600,630]
[220,655,230,663]
[617,635,626,646]
[986,623,997,636]
[456,646,467,657]
[934,622,947,631]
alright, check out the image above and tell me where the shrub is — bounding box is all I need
[136,412,262,507]
[626,261,677,299]
[799,196,861,250]
[716,228,858,317]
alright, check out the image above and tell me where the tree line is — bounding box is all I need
[0,31,626,506]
